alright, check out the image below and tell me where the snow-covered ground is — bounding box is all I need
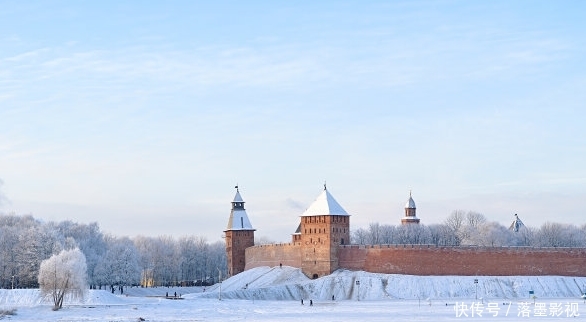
[2,266,585,321]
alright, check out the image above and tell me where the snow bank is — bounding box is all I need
[196,266,586,301]
[0,289,45,306]
[0,289,129,307]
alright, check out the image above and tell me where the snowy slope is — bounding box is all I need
[196,266,586,301]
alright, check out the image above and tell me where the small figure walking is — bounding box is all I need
[332,295,335,301]
[301,299,304,305]
[280,263,282,268]
[310,299,313,306]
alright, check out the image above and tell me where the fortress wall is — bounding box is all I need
[337,245,368,270]
[244,243,302,270]
[244,243,586,276]
[338,245,586,276]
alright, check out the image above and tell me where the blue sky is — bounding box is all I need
[1,1,585,242]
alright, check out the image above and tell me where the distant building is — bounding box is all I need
[509,213,525,232]
[400,191,420,225]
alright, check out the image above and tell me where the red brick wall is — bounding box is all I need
[243,244,586,276]
[245,243,302,270]
[338,245,586,276]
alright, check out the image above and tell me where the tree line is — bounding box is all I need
[351,210,586,247]
[0,214,226,290]
[3,210,586,290]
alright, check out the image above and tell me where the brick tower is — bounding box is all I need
[299,184,350,279]
[401,190,420,224]
[224,186,255,277]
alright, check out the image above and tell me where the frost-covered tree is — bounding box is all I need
[51,221,106,288]
[351,227,369,245]
[208,241,228,281]
[535,222,586,247]
[395,224,431,244]
[195,236,210,283]
[511,224,535,246]
[133,235,156,286]
[38,248,87,310]
[94,236,140,293]
[178,236,199,283]
[457,212,488,245]
[15,225,57,288]
[465,211,487,230]
[427,224,445,246]
[367,222,382,244]
[154,236,180,286]
[443,210,465,246]
[0,225,19,288]
[133,235,179,286]
[472,222,514,247]
[2,213,230,290]
[0,214,58,288]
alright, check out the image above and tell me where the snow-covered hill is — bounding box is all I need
[196,266,586,301]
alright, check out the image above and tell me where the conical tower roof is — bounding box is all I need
[301,186,349,217]
[509,214,525,232]
[233,190,244,202]
[225,188,255,231]
[405,190,416,209]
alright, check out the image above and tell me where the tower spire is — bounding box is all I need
[224,186,255,277]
